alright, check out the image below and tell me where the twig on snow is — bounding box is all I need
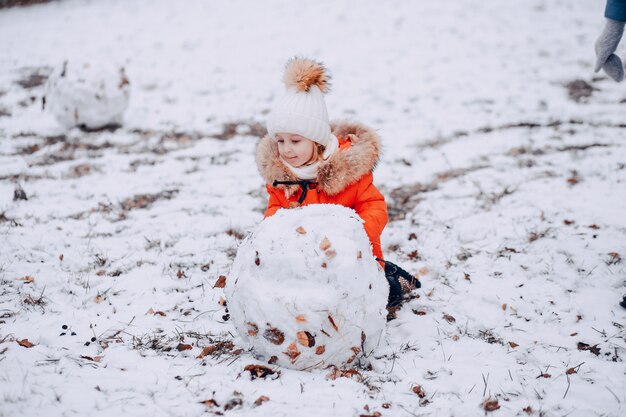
[397,404,420,417]
[563,374,571,399]
[606,386,621,403]
[437,327,447,362]
[482,372,489,397]
[591,327,607,337]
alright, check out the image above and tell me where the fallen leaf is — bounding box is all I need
[537,372,551,379]
[326,366,340,380]
[328,315,339,332]
[327,366,362,381]
[412,385,426,398]
[255,251,260,266]
[483,398,500,412]
[197,341,235,358]
[297,331,315,347]
[96,269,106,276]
[523,406,532,414]
[587,224,600,230]
[244,364,279,380]
[418,267,429,275]
[247,322,259,336]
[320,237,332,250]
[201,399,219,408]
[442,313,456,324]
[146,308,155,315]
[268,355,278,364]
[95,295,103,304]
[283,342,301,363]
[296,226,306,235]
[263,327,285,345]
[341,369,361,380]
[315,345,326,355]
[325,250,336,259]
[346,346,361,364]
[570,332,578,336]
[508,341,519,348]
[153,310,166,316]
[17,276,34,283]
[224,397,243,411]
[566,173,580,185]
[382,403,391,409]
[464,272,471,281]
[321,262,327,268]
[81,355,103,362]
[295,315,307,323]
[357,251,362,259]
[413,310,427,316]
[577,342,601,356]
[563,219,575,225]
[254,395,270,406]
[502,303,507,311]
[176,270,186,279]
[59,254,64,261]
[218,297,226,306]
[213,275,226,288]
[177,343,193,351]
[566,367,577,375]
[17,339,34,348]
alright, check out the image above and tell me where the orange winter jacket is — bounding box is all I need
[256,121,388,260]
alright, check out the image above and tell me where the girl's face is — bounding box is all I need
[275,133,315,167]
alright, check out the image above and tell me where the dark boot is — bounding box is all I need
[382,260,421,320]
[385,268,403,308]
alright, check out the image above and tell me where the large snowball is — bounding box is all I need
[45,61,130,129]
[225,204,388,370]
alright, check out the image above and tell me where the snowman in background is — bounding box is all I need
[225,204,389,371]
[45,60,130,130]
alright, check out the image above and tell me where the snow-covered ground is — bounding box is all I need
[0,0,624,416]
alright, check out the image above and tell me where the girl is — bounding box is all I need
[255,57,419,313]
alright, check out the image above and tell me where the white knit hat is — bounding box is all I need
[267,58,336,156]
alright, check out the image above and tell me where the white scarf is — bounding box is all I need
[280,134,339,180]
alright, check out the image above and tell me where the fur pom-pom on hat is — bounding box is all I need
[283,57,331,93]
[267,57,334,149]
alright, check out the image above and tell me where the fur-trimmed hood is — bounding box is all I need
[256,120,381,197]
